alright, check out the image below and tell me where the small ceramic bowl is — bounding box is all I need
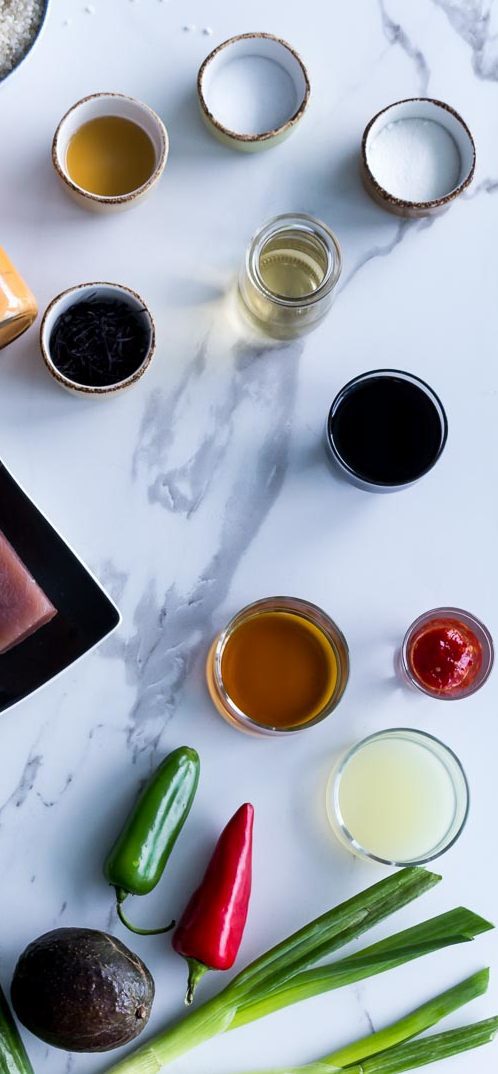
[52,92,168,213]
[40,282,155,398]
[361,98,475,218]
[197,32,310,152]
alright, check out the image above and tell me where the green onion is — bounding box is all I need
[104,868,441,1072]
[231,908,492,1028]
[351,1018,498,1073]
[0,983,34,1074]
[239,1019,498,1074]
[236,969,490,1074]
[324,968,489,1066]
[229,866,441,1004]
[103,868,493,1074]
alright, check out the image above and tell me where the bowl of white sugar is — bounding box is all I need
[361,98,475,217]
[0,0,49,85]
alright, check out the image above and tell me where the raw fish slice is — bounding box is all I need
[0,530,56,654]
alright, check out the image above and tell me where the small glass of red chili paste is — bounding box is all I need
[402,608,494,700]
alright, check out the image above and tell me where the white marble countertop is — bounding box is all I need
[1,1,498,1072]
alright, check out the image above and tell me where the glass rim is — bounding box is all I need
[329,726,470,866]
[212,595,349,734]
[326,368,448,488]
[401,607,494,700]
[246,212,342,309]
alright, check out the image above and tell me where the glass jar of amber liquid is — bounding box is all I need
[0,247,38,349]
[238,213,342,341]
[206,596,349,737]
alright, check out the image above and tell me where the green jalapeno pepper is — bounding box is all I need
[104,745,200,935]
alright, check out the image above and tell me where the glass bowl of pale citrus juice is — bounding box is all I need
[327,728,469,866]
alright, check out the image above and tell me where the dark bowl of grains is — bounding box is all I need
[0,0,50,85]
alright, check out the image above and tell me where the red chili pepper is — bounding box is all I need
[172,802,254,1004]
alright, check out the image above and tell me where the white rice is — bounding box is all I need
[0,0,45,80]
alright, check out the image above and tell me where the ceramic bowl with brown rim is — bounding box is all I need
[40,282,155,398]
[52,92,168,213]
[197,32,310,152]
[361,98,475,218]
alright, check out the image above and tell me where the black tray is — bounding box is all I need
[0,462,121,712]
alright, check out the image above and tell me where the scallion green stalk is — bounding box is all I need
[241,1018,498,1074]
[231,908,491,1028]
[324,968,489,1066]
[102,868,493,1074]
[0,983,34,1074]
[235,969,490,1074]
[353,1017,498,1073]
[229,867,441,1005]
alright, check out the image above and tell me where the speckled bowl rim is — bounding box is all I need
[51,92,169,205]
[197,32,311,144]
[0,0,49,86]
[361,97,476,210]
[40,281,156,396]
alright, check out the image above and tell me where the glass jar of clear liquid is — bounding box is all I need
[238,212,342,341]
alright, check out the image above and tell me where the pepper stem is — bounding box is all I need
[115,895,175,936]
[185,959,209,1005]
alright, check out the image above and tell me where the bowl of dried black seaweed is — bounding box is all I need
[40,281,156,397]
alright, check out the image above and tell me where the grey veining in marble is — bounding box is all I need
[379,0,431,93]
[0,750,42,818]
[432,0,498,79]
[114,337,301,759]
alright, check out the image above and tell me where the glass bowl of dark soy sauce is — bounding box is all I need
[326,369,448,491]
[40,281,155,398]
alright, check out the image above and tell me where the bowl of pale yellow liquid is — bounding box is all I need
[52,92,168,213]
[238,213,342,340]
[327,728,469,866]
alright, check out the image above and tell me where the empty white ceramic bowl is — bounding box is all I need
[197,32,310,151]
[52,92,168,212]
[40,282,155,397]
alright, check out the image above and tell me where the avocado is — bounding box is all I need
[11,928,154,1052]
